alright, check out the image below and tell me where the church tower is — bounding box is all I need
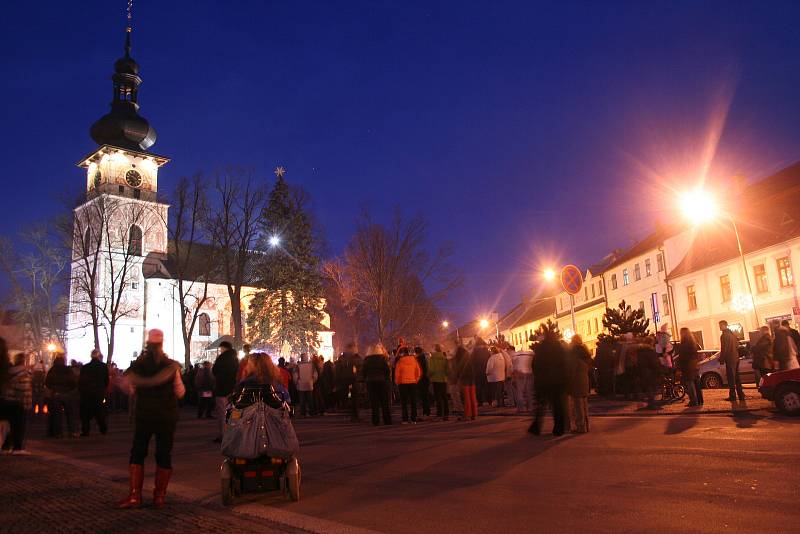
[66,23,170,367]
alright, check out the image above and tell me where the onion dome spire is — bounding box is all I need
[90,18,157,152]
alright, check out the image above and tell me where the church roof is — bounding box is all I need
[144,241,261,287]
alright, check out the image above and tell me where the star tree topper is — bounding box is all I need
[274,166,286,179]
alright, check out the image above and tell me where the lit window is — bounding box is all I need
[753,264,768,293]
[720,274,731,302]
[645,259,652,277]
[662,294,669,316]
[591,284,596,299]
[199,313,211,337]
[657,253,664,272]
[127,225,142,256]
[623,269,630,286]
[611,274,618,290]
[687,285,697,311]
[634,263,641,281]
[777,257,794,288]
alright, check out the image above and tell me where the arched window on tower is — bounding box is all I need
[83,228,92,256]
[198,313,211,337]
[128,225,143,256]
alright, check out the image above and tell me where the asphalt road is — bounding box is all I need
[21,406,800,533]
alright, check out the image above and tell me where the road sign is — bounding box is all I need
[561,264,583,295]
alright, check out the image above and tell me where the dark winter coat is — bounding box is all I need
[416,352,429,384]
[78,358,109,397]
[335,352,361,387]
[566,344,593,397]
[636,347,661,391]
[676,342,700,381]
[471,345,491,385]
[751,335,774,370]
[362,354,391,383]
[455,347,475,386]
[194,367,215,391]
[533,338,567,390]
[45,363,77,395]
[128,351,181,424]
[212,349,239,397]
[719,329,739,366]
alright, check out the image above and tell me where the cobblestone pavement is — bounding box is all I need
[1,456,307,534]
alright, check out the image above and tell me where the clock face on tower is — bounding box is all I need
[125,169,143,188]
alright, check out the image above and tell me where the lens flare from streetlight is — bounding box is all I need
[543,268,556,282]
[680,189,718,225]
[269,235,281,247]
[441,320,449,329]
[562,328,574,341]
[479,319,490,329]
[47,343,57,352]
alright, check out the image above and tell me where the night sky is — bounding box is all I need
[2,1,800,325]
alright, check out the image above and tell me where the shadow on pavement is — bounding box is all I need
[731,409,764,428]
[664,411,699,434]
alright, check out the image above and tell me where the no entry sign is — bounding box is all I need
[561,264,583,295]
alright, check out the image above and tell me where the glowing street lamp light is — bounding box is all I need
[479,319,490,330]
[46,343,57,352]
[441,320,449,329]
[543,268,556,282]
[680,188,760,326]
[268,235,281,248]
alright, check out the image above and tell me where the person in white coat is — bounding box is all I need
[485,347,506,407]
[293,353,318,417]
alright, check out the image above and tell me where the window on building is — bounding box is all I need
[623,269,630,286]
[594,317,599,333]
[82,228,92,255]
[127,225,142,256]
[599,282,604,295]
[591,283,595,299]
[692,330,704,349]
[753,264,768,293]
[777,257,794,288]
[198,313,211,336]
[687,285,697,310]
[657,253,664,272]
[584,287,588,301]
[662,294,670,316]
[634,263,641,281]
[720,274,731,302]
[645,259,652,277]
[587,320,592,334]
[611,274,618,290]
[119,185,125,195]
[133,189,141,199]
[639,301,645,316]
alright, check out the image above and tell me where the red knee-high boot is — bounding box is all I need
[153,467,172,509]
[116,464,144,509]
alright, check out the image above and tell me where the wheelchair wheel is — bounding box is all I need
[286,457,301,502]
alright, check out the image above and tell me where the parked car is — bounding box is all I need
[759,368,800,415]
[697,348,755,389]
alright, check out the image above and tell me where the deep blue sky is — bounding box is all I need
[2,1,800,325]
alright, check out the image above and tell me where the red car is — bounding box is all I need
[759,368,800,415]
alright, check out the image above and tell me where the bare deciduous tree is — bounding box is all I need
[325,210,460,348]
[0,225,69,354]
[169,175,216,368]
[208,171,265,349]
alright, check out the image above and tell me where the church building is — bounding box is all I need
[65,27,333,369]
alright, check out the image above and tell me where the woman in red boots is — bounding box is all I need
[117,329,185,509]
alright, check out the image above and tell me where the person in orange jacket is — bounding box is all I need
[394,347,422,424]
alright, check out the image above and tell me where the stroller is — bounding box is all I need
[220,385,301,504]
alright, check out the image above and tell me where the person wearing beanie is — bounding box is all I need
[117,328,185,509]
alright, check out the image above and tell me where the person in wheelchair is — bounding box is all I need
[230,353,290,412]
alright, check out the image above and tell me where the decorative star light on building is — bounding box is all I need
[274,166,286,179]
[732,293,754,315]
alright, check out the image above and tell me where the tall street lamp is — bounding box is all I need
[679,188,760,327]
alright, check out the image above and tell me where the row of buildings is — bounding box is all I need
[479,163,800,352]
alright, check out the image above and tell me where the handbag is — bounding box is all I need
[221,402,269,459]
[263,404,300,459]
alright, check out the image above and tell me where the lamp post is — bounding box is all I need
[680,189,760,328]
[542,266,578,335]
[442,320,460,341]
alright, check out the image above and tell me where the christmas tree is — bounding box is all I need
[597,300,650,343]
[247,171,324,354]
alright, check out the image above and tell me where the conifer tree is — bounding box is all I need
[247,173,324,354]
[597,300,650,343]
